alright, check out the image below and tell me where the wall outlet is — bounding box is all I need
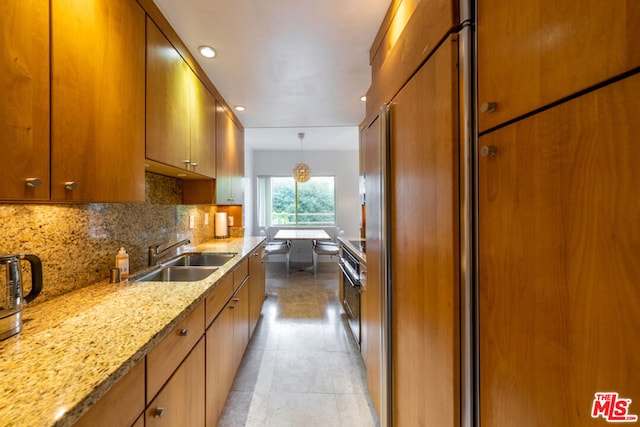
[204,213,209,225]
[228,216,234,226]
[189,215,195,229]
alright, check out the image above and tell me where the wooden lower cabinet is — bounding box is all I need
[389,37,460,426]
[479,73,640,426]
[249,245,266,336]
[233,280,250,372]
[146,338,205,427]
[206,302,235,426]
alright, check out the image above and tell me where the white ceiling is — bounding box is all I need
[152,0,390,151]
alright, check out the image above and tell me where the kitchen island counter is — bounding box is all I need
[0,236,264,427]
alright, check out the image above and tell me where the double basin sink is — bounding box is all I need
[131,252,236,282]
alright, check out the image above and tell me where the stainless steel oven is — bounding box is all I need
[339,245,361,347]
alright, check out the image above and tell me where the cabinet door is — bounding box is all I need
[479,74,640,426]
[360,116,382,418]
[146,17,190,171]
[51,0,145,202]
[0,0,50,201]
[146,338,205,427]
[205,302,235,427]
[232,280,250,372]
[248,245,266,337]
[216,103,244,204]
[189,72,216,178]
[390,37,459,426]
[477,0,640,132]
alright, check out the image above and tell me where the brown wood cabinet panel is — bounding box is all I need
[477,0,640,132]
[146,338,205,427]
[146,303,205,403]
[360,116,382,418]
[365,0,458,124]
[233,257,249,290]
[51,0,145,202]
[389,37,460,426]
[146,17,191,171]
[216,103,244,204]
[479,73,640,426]
[205,303,235,427]
[74,359,145,427]
[0,0,50,201]
[232,281,250,372]
[205,273,234,328]
[249,244,266,337]
[189,72,216,178]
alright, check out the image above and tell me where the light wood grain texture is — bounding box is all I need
[390,37,460,426]
[360,116,382,418]
[205,303,235,427]
[146,303,205,403]
[74,359,145,427]
[132,414,144,427]
[189,72,217,178]
[146,338,205,427]
[479,72,640,426]
[182,179,215,205]
[365,0,458,124]
[477,0,640,132]
[249,244,266,337]
[0,0,50,201]
[233,257,249,290]
[205,273,234,328]
[216,102,245,205]
[51,0,145,202]
[145,17,191,171]
[232,281,250,373]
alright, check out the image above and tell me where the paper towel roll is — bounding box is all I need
[214,212,228,238]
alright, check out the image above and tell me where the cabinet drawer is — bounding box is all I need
[205,273,234,327]
[74,359,145,427]
[146,303,204,402]
[233,257,249,290]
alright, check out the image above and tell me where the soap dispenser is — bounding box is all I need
[115,247,129,279]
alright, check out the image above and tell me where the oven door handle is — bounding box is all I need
[339,261,360,288]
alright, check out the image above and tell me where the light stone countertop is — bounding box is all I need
[0,236,265,427]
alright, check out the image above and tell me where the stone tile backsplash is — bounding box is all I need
[0,173,232,304]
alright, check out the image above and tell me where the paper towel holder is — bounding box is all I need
[215,212,229,239]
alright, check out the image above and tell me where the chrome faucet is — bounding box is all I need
[148,238,191,266]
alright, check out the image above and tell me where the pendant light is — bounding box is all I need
[293,132,311,183]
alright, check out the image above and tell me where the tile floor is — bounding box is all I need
[218,261,379,427]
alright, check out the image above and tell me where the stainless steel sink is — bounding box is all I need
[132,266,218,282]
[161,252,236,267]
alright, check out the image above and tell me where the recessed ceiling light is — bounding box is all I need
[234,105,246,112]
[360,95,367,102]
[198,45,216,58]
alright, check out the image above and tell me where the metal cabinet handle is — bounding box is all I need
[153,407,165,418]
[183,160,191,169]
[179,328,189,336]
[480,102,498,113]
[232,298,240,302]
[25,178,42,188]
[64,181,78,190]
[480,146,498,157]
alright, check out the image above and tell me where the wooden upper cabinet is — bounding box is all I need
[188,72,216,178]
[216,103,244,204]
[1,0,50,201]
[51,0,145,202]
[477,0,640,132]
[146,17,191,171]
[479,73,640,426]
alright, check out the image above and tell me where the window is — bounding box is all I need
[258,176,336,226]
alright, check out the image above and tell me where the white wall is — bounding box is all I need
[244,149,361,239]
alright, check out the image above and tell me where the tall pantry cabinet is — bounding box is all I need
[477,0,640,425]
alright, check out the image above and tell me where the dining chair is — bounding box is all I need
[262,227,291,273]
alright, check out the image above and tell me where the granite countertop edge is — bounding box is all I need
[0,236,265,427]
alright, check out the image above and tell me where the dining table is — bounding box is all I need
[273,229,332,271]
